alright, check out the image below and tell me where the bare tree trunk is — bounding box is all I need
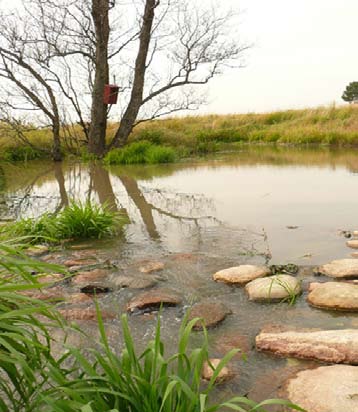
[109,0,157,150]
[52,119,62,162]
[88,0,110,157]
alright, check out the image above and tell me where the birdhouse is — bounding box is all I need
[103,84,119,104]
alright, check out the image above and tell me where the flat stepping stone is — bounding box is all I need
[127,289,181,312]
[256,328,358,364]
[347,239,358,249]
[110,275,157,289]
[213,265,271,285]
[59,308,115,321]
[201,359,234,383]
[307,282,358,311]
[317,259,358,278]
[284,365,358,412]
[188,301,231,330]
[245,275,301,301]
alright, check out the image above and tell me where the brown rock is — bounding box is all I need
[307,282,358,311]
[285,365,358,412]
[201,359,233,383]
[170,253,198,262]
[245,275,301,302]
[64,258,97,267]
[72,269,110,285]
[59,308,116,321]
[188,301,231,330]
[66,293,93,304]
[20,287,65,301]
[138,260,164,274]
[127,289,181,312]
[213,265,271,285]
[317,258,358,278]
[347,239,358,249]
[35,273,65,284]
[110,275,157,289]
[214,332,251,355]
[256,329,358,364]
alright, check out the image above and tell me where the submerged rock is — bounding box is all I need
[201,358,233,383]
[245,275,301,302]
[317,258,358,278]
[213,265,271,285]
[110,275,157,289]
[26,245,50,256]
[59,308,116,321]
[72,269,110,285]
[214,332,251,355]
[256,328,358,364]
[284,365,358,412]
[138,260,165,274]
[20,287,65,301]
[188,301,231,330]
[307,282,358,311]
[35,273,65,284]
[126,289,181,312]
[64,258,98,267]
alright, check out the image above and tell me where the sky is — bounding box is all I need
[204,0,358,114]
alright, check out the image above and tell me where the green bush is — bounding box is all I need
[3,146,45,162]
[104,141,176,165]
[136,128,165,144]
[1,201,124,244]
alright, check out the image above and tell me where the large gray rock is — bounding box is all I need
[213,265,271,285]
[307,282,358,311]
[245,275,301,302]
[317,258,358,278]
[256,328,358,364]
[285,365,358,412]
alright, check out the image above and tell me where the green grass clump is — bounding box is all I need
[104,141,176,165]
[1,201,124,244]
[38,310,303,412]
[3,146,46,162]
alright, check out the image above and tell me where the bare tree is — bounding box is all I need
[0,0,248,158]
[0,11,64,161]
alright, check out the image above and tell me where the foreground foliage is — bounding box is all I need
[0,201,124,244]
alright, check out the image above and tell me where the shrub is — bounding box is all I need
[104,141,176,165]
[3,146,45,162]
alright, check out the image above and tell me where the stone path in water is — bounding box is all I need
[26,234,358,412]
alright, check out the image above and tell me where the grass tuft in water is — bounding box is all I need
[0,201,125,244]
[104,141,176,165]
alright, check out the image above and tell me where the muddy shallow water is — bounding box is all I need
[1,145,358,405]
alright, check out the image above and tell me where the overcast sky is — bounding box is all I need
[204,0,358,114]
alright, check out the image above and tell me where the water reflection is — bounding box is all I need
[1,146,358,262]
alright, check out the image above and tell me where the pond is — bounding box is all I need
[0,145,357,405]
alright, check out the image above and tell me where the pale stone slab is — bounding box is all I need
[285,365,358,412]
[317,258,358,278]
[245,275,301,301]
[213,265,271,285]
[201,359,233,383]
[256,329,358,364]
[307,282,358,311]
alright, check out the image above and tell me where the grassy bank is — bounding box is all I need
[1,105,358,162]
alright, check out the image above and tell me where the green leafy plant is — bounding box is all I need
[0,201,125,244]
[37,309,304,412]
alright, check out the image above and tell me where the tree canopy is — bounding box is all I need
[342,82,358,104]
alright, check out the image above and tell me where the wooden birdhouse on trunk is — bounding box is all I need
[103,84,119,104]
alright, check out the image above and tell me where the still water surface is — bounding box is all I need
[0,145,357,403]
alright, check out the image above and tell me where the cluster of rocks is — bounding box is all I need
[27,244,358,408]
